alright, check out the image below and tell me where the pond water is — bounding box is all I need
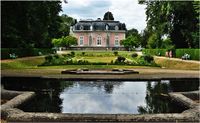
[1,77,199,114]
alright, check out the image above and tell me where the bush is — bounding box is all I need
[115,56,126,64]
[131,53,138,58]
[142,49,167,56]
[113,51,118,56]
[71,51,75,56]
[142,54,154,63]
[82,52,85,56]
[176,49,199,60]
[45,55,53,62]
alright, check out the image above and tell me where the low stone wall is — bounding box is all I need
[1,89,199,122]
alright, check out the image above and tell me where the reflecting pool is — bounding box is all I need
[1,77,199,114]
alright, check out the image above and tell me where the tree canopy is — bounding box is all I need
[2,1,76,49]
[139,1,199,48]
[103,11,114,20]
[52,36,77,48]
[121,35,141,50]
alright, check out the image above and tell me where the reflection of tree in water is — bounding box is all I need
[169,79,199,92]
[2,77,73,113]
[137,81,172,114]
[104,83,114,93]
[137,79,199,114]
[76,81,122,93]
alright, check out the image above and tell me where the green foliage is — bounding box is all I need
[1,48,55,59]
[103,11,114,20]
[81,52,85,56]
[51,36,77,48]
[2,1,62,48]
[147,34,159,49]
[121,35,141,50]
[161,38,174,50]
[142,54,154,63]
[176,49,200,60]
[139,1,198,48]
[70,51,75,56]
[126,28,138,38]
[142,49,167,56]
[143,48,199,60]
[115,56,126,64]
[113,51,118,56]
[131,53,138,58]
[39,51,159,67]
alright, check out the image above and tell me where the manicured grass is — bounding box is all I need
[1,56,45,69]
[154,57,200,70]
[2,51,199,70]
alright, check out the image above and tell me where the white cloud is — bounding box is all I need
[60,0,147,32]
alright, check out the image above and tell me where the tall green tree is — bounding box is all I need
[103,11,114,20]
[2,1,62,48]
[57,14,77,37]
[139,1,198,48]
[51,36,77,48]
[121,35,141,50]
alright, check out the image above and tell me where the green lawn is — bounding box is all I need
[1,51,145,70]
[2,50,198,70]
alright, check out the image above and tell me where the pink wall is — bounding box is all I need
[74,32,125,47]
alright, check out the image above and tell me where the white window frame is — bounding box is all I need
[115,36,119,46]
[79,36,84,46]
[96,36,102,46]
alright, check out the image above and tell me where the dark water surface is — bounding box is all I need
[1,77,199,114]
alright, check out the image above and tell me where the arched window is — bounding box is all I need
[90,25,93,30]
[106,25,109,30]
[97,36,102,46]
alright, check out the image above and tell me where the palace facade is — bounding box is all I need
[71,19,126,48]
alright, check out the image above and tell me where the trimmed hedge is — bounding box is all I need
[175,49,200,60]
[142,48,200,60]
[1,48,56,59]
[142,49,167,56]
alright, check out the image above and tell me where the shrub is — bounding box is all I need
[71,51,75,56]
[113,51,118,56]
[142,54,154,63]
[142,49,167,56]
[176,49,199,60]
[82,52,85,56]
[53,54,60,59]
[131,53,138,58]
[115,56,126,64]
[45,55,53,62]
[1,48,55,59]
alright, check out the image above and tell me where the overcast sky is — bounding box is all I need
[60,0,147,32]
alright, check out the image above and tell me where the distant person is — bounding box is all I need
[165,51,169,57]
[169,50,173,58]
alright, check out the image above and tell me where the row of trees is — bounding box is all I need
[121,1,199,50]
[2,1,76,48]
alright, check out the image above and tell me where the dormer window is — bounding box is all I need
[115,26,119,30]
[90,25,93,30]
[106,25,109,30]
[80,25,84,30]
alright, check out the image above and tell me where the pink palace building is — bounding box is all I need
[71,18,126,50]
